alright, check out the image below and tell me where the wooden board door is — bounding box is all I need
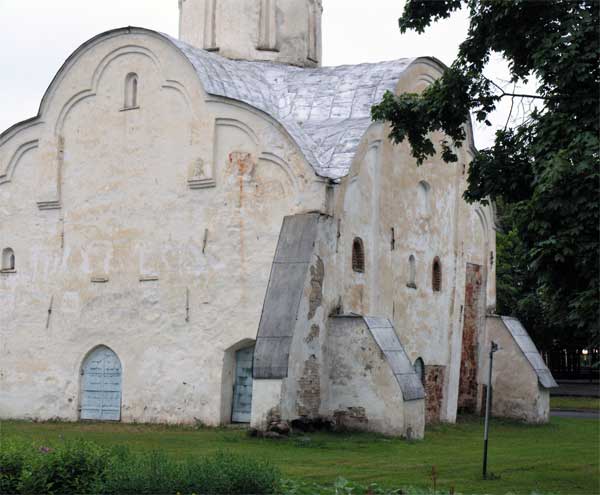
[81,346,122,421]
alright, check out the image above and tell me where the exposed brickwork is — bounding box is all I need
[333,406,368,431]
[297,354,321,417]
[266,405,281,425]
[424,365,445,423]
[308,257,324,320]
[458,263,483,413]
[305,324,320,344]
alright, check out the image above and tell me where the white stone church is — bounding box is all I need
[0,0,556,437]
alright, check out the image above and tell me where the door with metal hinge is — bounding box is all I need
[80,346,122,421]
[231,346,254,423]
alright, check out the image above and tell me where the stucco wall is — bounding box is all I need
[0,31,324,424]
[331,60,497,424]
[0,29,501,432]
[482,316,550,423]
[179,0,322,67]
[281,216,337,421]
[323,316,424,438]
[249,213,425,438]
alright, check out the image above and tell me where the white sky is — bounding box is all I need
[0,0,523,148]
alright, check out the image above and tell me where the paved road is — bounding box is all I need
[551,380,600,398]
[551,410,599,419]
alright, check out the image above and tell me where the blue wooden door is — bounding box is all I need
[80,346,122,421]
[232,346,254,423]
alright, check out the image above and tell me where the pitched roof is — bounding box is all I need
[362,316,425,401]
[169,35,414,179]
[501,316,559,389]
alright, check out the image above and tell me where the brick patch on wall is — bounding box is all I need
[424,365,445,423]
[458,262,483,413]
[333,406,368,431]
[297,354,321,417]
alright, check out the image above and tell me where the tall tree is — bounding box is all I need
[372,0,599,347]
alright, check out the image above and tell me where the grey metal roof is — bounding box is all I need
[363,317,425,401]
[501,316,559,389]
[254,213,321,379]
[168,35,413,179]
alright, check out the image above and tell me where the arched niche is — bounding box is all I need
[418,180,432,218]
[1,247,15,271]
[413,357,425,385]
[124,72,139,109]
[407,254,417,289]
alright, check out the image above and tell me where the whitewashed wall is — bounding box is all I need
[331,60,497,424]
[0,31,324,424]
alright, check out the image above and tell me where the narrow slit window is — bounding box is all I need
[124,73,139,109]
[407,255,416,288]
[352,237,365,273]
[432,256,442,292]
[2,248,15,271]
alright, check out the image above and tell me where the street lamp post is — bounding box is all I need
[483,340,499,480]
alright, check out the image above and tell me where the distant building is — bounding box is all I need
[0,0,556,436]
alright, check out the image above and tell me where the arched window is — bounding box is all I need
[432,256,442,292]
[407,255,416,289]
[414,357,425,385]
[1,248,15,271]
[352,237,365,273]
[418,180,431,217]
[124,73,139,109]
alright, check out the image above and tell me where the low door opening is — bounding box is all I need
[231,346,254,423]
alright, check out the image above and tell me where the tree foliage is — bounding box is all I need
[372,0,599,346]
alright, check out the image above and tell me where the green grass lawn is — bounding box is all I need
[1,416,598,495]
[551,395,600,411]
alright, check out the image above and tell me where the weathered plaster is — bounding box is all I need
[323,316,424,438]
[0,13,541,436]
[179,0,322,67]
[0,31,322,425]
[482,316,553,423]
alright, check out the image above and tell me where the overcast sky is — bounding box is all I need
[0,0,521,148]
